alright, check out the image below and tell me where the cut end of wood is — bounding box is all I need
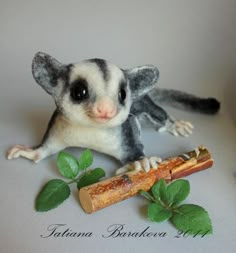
[79,188,94,214]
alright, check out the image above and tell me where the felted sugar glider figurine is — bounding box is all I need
[7,52,220,172]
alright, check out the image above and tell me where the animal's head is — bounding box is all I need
[32,52,159,128]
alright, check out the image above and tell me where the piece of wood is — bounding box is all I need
[79,146,213,214]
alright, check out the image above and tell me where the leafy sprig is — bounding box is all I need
[140,179,213,235]
[36,149,105,212]
[36,150,213,236]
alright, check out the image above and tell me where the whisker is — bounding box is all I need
[76,109,93,119]
[60,108,93,123]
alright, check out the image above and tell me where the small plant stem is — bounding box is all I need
[67,170,91,185]
[67,179,78,185]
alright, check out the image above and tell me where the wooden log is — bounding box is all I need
[79,146,213,214]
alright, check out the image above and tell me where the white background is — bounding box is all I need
[0,0,236,252]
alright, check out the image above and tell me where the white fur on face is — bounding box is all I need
[59,61,132,128]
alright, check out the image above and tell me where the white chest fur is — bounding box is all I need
[50,116,123,159]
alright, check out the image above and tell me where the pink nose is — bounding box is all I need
[93,99,117,119]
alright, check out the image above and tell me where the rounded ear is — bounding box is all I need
[32,52,67,96]
[125,65,159,99]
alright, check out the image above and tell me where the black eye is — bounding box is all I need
[118,87,126,104]
[70,80,89,103]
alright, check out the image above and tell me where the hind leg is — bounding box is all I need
[132,95,194,137]
[132,97,194,137]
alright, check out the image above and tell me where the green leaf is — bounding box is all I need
[36,179,70,212]
[77,168,105,189]
[151,179,167,201]
[171,204,213,235]
[57,152,80,179]
[148,203,172,222]
[78,149,93,170]
[166,179,190,206]
[140,190,155,202]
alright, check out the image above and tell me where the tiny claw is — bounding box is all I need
[115,166,129,175]
[134,161,142,171]
[142,157,151,172]
[149,156,162,169]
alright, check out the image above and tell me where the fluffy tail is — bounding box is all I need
[148,88,220,114]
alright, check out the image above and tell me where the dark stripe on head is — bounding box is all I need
[61,64,73,94]
[61,64,72,83]
[89,58,109,81]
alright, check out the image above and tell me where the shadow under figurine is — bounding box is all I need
[7,52,220,173]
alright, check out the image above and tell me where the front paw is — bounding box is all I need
[134,157,162,172]
[116,156,162,175]
[7,145,40,162]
